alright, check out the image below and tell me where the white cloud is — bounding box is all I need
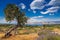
[33,10,36,13]
[31,16,44,19]
[41,11,49,14]
[30,0,46,10]
[19,3,26,9]
[27,16,60,25]
[47,6,60,10]
[49,13,54,15]
[47,0,60,6]
[41,6,60,14]
[28,9,31,11]
[0,18,7,24]
[30,0,60,14]
[27,18,41,25]
[0,17,60,25]
[27,16,44,25]
[0,18,17,24]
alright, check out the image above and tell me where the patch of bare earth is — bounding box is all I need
[52,28,60,35]
[0,33,38,40]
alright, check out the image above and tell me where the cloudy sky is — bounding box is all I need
[0,0,60,25]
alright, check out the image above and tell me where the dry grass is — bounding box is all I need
[52,28,60,35]
[0,27,60,40]
[0,33,38,40]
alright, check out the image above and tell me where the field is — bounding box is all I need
[0,24,60,40]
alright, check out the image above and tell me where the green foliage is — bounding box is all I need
[4,4,28,26]
[4,4,19,21]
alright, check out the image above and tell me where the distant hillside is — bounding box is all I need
[42,21,60,24]
[27,21,60,26]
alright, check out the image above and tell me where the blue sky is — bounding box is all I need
[0,0,60,24]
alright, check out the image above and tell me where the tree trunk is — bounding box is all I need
[4,16,21,37]
[4,25,19,37]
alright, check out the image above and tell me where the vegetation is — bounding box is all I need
[37,29,60,40]
[4,4,28,37]
[0,3,60,40]
[0,24,60,40]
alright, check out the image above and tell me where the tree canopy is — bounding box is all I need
[4,4,27,26]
